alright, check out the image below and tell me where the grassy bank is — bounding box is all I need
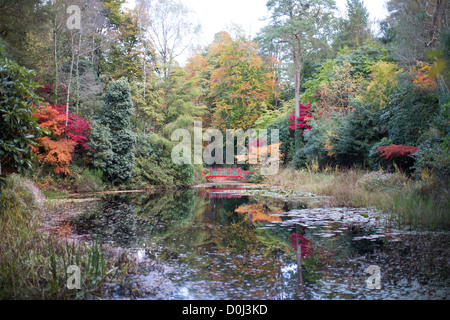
[266,167,449,230]
[0,174,145,299]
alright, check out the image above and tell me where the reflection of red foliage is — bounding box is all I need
[376,144,418,160]
[290,232,313,258]
[289,103,312,132]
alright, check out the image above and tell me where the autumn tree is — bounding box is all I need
[261,0,336,150]
[182,50,213,127]
[32,105,76,175]
[289,103,312,132]
[207,31,277,131]
[317,60,361,115]
[143,0,201,82]
[106,7,146,81]
[161,67,207,135]
[358,60,402,109]
[376,144,418,172]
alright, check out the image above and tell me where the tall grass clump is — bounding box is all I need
[0,174,141,299]
[267,168,449,230]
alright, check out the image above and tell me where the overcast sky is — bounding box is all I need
[179,0,388,45]
[126,0,390,64]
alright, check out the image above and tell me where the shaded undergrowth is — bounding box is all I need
[0,174,145,299]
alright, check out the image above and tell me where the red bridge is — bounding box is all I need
[203,168,253,180]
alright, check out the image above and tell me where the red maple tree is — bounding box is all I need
[376,144,418,160]
[32,104,91,174]
[289,103,312,132]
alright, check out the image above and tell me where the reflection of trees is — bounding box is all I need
[131,189,196,223]
[144,194,298,299]
[210,212,288,299]
[234,203,282,223]
[290,230,313,258]
[72,190,198,248]
[72,195,138,247]
[216,213,259,251]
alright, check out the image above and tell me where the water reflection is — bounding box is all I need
[70,187,450,300]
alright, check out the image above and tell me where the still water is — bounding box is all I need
[69,186,449,300]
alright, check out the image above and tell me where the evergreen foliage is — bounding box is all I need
[89,77,135,184]
[0,44,42,181]
[384,79,440,145]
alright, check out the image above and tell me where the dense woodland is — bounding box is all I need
[0,0,449,300]
[0,0,448,191]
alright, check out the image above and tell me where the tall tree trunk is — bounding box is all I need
[53,14,59,105]
[143,42,147,100]
[92,35,95,63]
[293,36,302,152]
[430,0,446,46]
[76,32,82,114]
[66,34,75,126]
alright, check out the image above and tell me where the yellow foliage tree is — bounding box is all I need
[359,61,403,108]
[318,61,362,115]
[409,62,438,92]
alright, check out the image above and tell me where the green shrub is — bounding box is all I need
[133,156,194,187]
[330,103,383,167]
[133,156,174,186]
[266,115,294,164]
[293,147,308,169]
[131,132,194,187]
[73,169,104,193]
[248,171,264,183]
[170,162,195,186]
[89,77,135,185]
[0,45,43,183]
[303,114,344,167]
[414,136,450,182]
[384,78,439,145]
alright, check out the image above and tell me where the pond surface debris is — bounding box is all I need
[46,185,449,300]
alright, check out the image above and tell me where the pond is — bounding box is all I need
[66,185,449,300]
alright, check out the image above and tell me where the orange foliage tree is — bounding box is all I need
[234,137,283,166]
[208,31,278,131]
[32,104,76,174]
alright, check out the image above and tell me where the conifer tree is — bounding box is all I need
[333,0,371,51]
[90,77,135,184]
